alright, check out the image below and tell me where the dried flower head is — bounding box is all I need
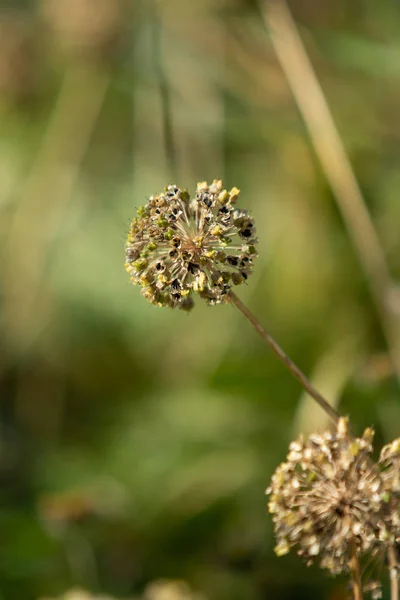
[266,417,388,576]
[125,181,257,310]
[0,14,38,106]
[39,590,118,600]
[144,579,206,600]
[40,0,125,61]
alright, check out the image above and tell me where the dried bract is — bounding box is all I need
[125,181,257,310]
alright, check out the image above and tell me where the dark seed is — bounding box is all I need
[227,256,239,266]
[187,262,199,274]
[171,279,181,290]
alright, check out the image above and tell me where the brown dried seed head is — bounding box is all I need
[266,418,388,576]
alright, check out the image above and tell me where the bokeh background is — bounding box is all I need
[1,0,400,599]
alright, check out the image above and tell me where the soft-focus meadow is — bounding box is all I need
[1,1,400,599]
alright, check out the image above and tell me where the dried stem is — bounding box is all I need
[151,0,178,181]
[228,290,339,424]
[264,0,400,384]
[2,64,109,347]
[349,539,363,600]
[388,545,399,600]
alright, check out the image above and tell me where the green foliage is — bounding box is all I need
[0,1,398,599]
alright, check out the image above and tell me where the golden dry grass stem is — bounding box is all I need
[228,290,340,424]
[151,0,177,181]
[264,0,400,385]
[388,545,399,600]
[349,539,364,600]
[2,65,109,347]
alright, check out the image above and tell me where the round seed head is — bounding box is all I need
[125,181,258,310]
[266,418,387,576]
[144,579,205,600]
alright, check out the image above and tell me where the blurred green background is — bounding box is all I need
[0,0,400,599]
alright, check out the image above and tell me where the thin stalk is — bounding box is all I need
[349,539,363,600]
[151,0,178,181]
[2,64,109,347]
[228,290,339,424]
[263,0,400,386]
[388,545,399,600]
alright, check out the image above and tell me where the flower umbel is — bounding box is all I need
[266,418,387,577]
[125,180,257,310]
